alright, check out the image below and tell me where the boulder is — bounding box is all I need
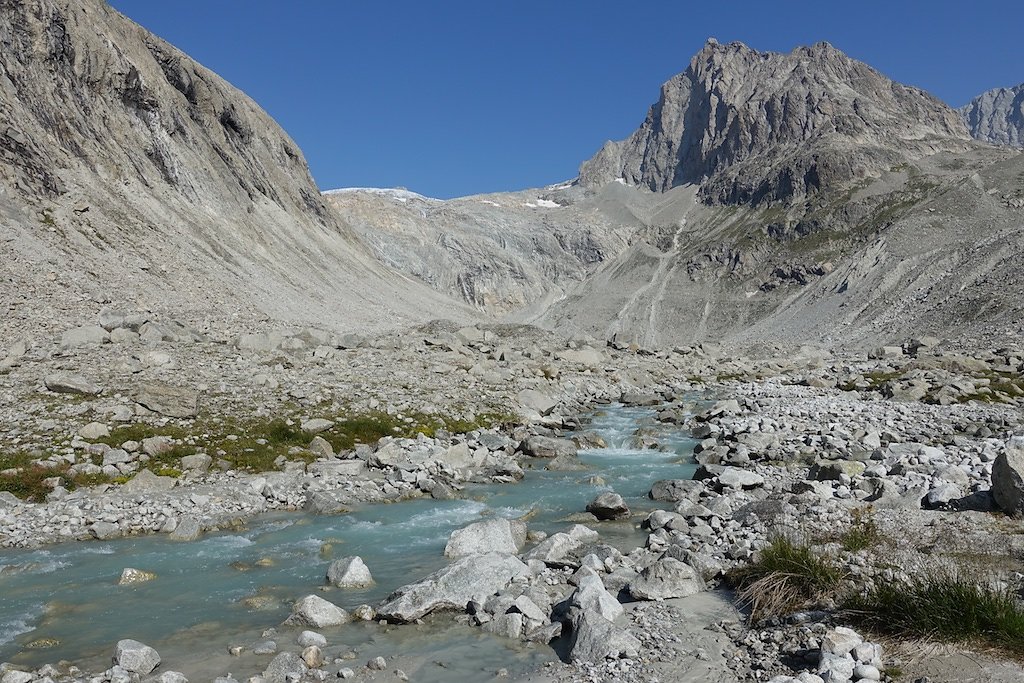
[992,437,1024,515]
[120,469,176,494]
[78,422,110,440]
[377,552,529,623]
[118,568,157,585]
[114,639,161,674]
[44,373,102,396]
[525,525,599,567]
[327,556,374,588]
[287,595,350,628]
[61,325,109,349]
[567,572,623,622]
[301,418,334,434]
[516,389,557,416]
[179,453,213,472]
[567,610,640,663]
[444,517,527,558]
[521,436,576,459]
[586,492,630,520]
[649,479,703,502]
[168,516,203,541]
[628,557,705,600]
[262,652,307,683]
[136,382,199,418]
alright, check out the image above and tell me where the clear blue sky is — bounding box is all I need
[110,0,1022,199]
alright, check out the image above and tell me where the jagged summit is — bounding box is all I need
[578,39,971,205]
[960,83,1024,148]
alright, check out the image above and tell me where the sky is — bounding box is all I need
[110,0,1023,199]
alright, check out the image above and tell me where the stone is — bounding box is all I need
[118,567,157,585]
[44,373,102,396]
[307,436,333,458]
[649,479,703,502]
[992,437,1024,515]
[715,467,765,489]
[301,418,334,434]
[821,626,863,655]
[567,610,640,663]
[61,325,109,349]
[136,382,199,418]
[286,595,350,628]
[378,552,529,622]
[854,663,881,681]
[444,518,527,558]
[89,521,121,540]
[817,652,855,682]
[156,673,188,683]
[568,572,623,622]
[180,453,213,472]
[142,436,176,457]
[1,672,33,683]
[114,639,161,674]
[296,631,326,648]
[516,389,557,416]
[168,516,203,541]
[585,492,630,520]
[301,645,323,668]
[326,556,374,588]
[120,469,176,494]
[78,422,110,440]
[521,436,577,459]
[262,652,307,683]
[628,557,705,600]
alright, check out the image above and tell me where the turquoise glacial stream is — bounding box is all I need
[0,404,698,681]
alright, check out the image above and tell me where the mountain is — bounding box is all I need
[0,0,467,338]
[960,84,1024,148]
[578,40,972,206]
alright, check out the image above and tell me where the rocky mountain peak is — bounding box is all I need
[578,39,972,205]
[960,83,1024,148]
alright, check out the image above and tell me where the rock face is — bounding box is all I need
[992,437,1024,515]
[960,83,1024,148]
[578,39,970,205]
[377,552,529,623]
[0,0,465,341]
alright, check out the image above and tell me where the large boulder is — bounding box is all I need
[262,652,307,683]
[567,572,623,622]
[992,437,1024,515]
[44,373,102,396]
[444,518,527,558]
[525,525,599,567]
[586,492,630,520]
[377,552,529,623]
[114,639,161,674]
[567,610,640,663]
[286,595,350,628]
[136,382,199,418]
[61,325,109,349]
[120,469,176,494]
[516,389,558,416]
[628,557,705,600]
[521,436,577,459]
[327,556,374,588]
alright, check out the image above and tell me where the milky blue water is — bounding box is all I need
[0,404,697,680]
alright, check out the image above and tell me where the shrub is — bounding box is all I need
[729,535,847,621]
[844,573,1024,656]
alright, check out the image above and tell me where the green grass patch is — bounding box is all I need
[839,508,885,552]
[729,535,847,621]
[0,454,120,502]
[844,573,1024,657]
[96,423,189,447]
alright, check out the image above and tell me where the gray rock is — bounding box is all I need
[992,437,1024,515]
[114,639,161,674]
[168,515,203,541]
[296,630,326,648]
[1,671,33,683]
[568,572,623,622]
[378,552,529,622]
[61,325,109,349]
[286,595,350,628]
[89,521,121,540]
[521,436,577,459]
[960,83,1024,148]
[120,469,177,494]
[44,373,102,396]
[301,418,333,434]
[628,557,705,600]
[307,436,334,458]
[78,422,110,440]
[567,609,640,663]
[586,492,629,520]
[444,518,527,558]
[516,390,557,416]
[179,453,213,472]
[136,382,199,418]
[155,672,188,683]
[649,479,703,502]
[262,652,307,683]
[326,556,374,588]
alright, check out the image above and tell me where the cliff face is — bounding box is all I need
[960,84,1024,148]
[0,0,466,335]
[579,40,972,205]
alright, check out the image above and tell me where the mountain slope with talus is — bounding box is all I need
[0,0,471,338]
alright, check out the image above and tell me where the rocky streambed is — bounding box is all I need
[3,314,1024,683]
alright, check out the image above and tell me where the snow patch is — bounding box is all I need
[613,177,627,186]
[523,199,562,209]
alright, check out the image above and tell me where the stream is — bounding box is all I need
[0,404,699,681]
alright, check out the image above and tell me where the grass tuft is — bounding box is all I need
[839,508,884,552]
[729,535,847,621]
[844,573,1024,657]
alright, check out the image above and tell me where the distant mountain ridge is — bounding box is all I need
[578,39,972,206]
[960,83,1024,148]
